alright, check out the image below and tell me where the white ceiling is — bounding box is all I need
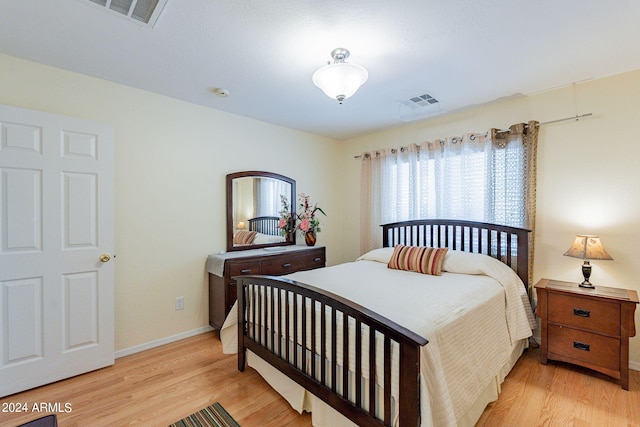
[2,0,640,140]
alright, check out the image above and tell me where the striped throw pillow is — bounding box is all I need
[233,230,257,245]
[387,245,448,276]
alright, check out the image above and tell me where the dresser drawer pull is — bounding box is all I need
[573,341,591,351]
[573,308,590,318]
[240,269,252,274]
[313,257,322,262]
[282,263,292,268]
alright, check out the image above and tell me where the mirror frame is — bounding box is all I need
[226,171,296,252]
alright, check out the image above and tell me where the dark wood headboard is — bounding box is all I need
[381,219,531,288]
[248,216,280,236]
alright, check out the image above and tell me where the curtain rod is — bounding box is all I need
[353,113,593,159]
[539,112,592,126]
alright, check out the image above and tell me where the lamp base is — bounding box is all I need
[579,280,595,289]
[579,260,594,288]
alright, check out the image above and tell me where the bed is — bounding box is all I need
[220,219,535,427]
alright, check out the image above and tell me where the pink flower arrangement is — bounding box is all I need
[296,193,326,235]
[278,217,288,229]
[278,193,326,238]
[277,194,295,237]
[298,218,311,232]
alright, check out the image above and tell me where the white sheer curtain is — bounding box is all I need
[255,178,291,217]
[360,122,538,254]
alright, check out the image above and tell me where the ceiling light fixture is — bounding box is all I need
[312,48,368,104]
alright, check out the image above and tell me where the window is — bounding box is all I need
[360,123,538,254]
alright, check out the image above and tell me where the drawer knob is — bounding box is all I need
[314,257,321,262]
[573,308,591,317]
[573,341,591,351]
[240,269,252,274]
[282,263,292,268]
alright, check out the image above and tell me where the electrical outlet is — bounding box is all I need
[175,296,184,310]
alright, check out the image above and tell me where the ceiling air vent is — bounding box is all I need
[398,92,445,122]
[85,0,169,27]
[408,93,439,107]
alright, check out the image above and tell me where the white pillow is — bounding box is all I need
[356,247,395,264]
[442,250,491,275]
[359,247,503,275]
[252,232,286,244]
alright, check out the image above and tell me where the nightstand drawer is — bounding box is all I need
[548,324,620,372]
[548,293,620,336]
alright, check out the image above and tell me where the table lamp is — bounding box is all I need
[563,235,613,288]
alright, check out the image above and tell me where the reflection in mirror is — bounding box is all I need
[226,171,296,251]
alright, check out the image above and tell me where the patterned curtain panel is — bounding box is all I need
[360,121,539,261]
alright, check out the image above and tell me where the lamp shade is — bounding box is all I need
[312,62,368,103]
[563,235,613,260]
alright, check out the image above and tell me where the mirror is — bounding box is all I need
[226,171,296,251]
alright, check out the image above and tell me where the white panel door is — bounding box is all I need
[0,105,114,397]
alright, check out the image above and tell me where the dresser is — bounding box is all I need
[207,246,326,330]
[535,278,638,389]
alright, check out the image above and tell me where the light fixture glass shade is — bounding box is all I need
[563,235,613,260]
[312,62,368,103]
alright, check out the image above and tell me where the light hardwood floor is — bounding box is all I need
[1,332,638,427]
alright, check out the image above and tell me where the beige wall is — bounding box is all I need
[340,70,640,366]
[0,53,344,352]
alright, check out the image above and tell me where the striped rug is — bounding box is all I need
[168,402,240,427]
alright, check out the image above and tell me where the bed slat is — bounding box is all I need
[383,335,392,425]
[368,327,376,418]
[343,316,349,397]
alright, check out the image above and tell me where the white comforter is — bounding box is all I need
[221,249,535,427]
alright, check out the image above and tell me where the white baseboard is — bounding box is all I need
[115,325,215,359]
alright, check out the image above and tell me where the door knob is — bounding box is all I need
[100,254,111,263]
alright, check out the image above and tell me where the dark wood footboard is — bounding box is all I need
[237,275,428,427]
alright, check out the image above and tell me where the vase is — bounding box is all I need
[304,230,317,246]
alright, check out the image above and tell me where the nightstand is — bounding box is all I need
[535,278,639,390]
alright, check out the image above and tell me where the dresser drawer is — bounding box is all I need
[261,254,306,275]
[548,324,620,371]
[548,293,620,336]
[227,260,261,278]
[300,250,326,270]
